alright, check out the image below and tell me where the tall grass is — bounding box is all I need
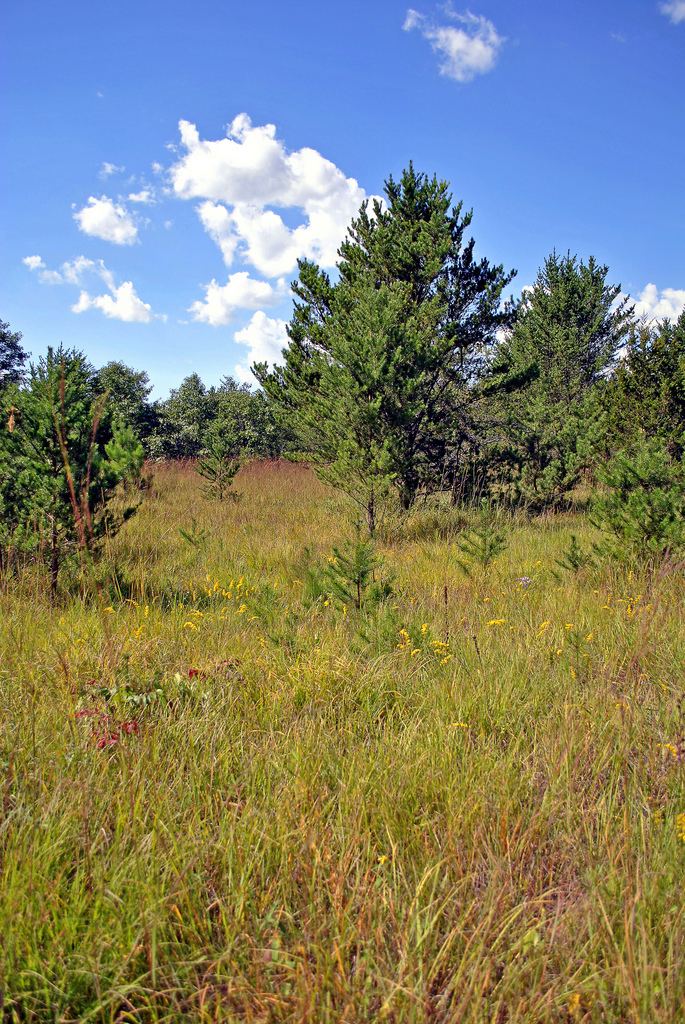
[1,461,683,1022]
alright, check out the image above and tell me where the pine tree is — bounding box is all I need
[196,420,241,501]
[0,320,27,389]
[255,165,515,530]
[0,321,27,577]
[592,435,685,562]
[604,311,685,455]
[11,346,144,598]
[490,252,632,509]
[454,500,508,576]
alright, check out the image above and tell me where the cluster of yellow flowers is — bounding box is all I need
[397,626,452,665]
[598,591,648,618]
[397,627,412,651]
[181,574,261,631]
[677,813,685,843]
[660,742,680,760]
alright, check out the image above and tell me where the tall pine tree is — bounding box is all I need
[604,311,685,456]
[10,346,144,597]
[255,164,515,529]
[489,251,633,509]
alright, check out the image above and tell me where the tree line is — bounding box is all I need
[257,165,684,536]
[2,163,684,592]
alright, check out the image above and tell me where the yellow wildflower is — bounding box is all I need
[676,813,685,843]
[536,620,551,637]
[486,618,506,626]
[183,621,197,630]
[660,743,678,759]
[568,992,582,1018]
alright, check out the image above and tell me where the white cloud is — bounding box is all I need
[23,253,98,286]
[403,8,505,82]
[128,189,156,204]
[196,200,240,265]
[660,1,685,24]
[234,311,289,383]
[72,281,154,322]
[100,161,124,178]
[23,253,161,322]
[170,114,371,275]
[629,283,685,322]
[22,255,45,271]
[74,195,138,245]
[189,271,284,326]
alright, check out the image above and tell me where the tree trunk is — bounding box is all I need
[366,487,376,537]
[399,484,415,512]
[50,519,59,604]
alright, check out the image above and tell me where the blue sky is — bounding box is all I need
[2,0,684,396]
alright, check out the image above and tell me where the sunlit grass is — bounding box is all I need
[1,461,683,1022]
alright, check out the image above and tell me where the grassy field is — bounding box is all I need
[1,460,684,1023]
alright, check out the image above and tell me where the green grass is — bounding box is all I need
[1,460,684,1022]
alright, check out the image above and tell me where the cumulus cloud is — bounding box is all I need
[196,200,240,265]
[189,271,285,326]
[22,255,46,271]
[74,195,138,245]
[660,1,685,24]
[234,311,289,383]
[403,7,505,82]
[23,253,160,322]
[629,283,685,322]
[72,281,154,322]
[128,189,156,204]
[23,254,104,286]
[169,114,371,276]
[100,161,124,178]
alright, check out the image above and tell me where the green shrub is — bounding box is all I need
[455,499,508,576]
[592,435,685,562]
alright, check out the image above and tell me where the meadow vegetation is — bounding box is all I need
[1,460,684,1022]
[1,163,685,1021]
